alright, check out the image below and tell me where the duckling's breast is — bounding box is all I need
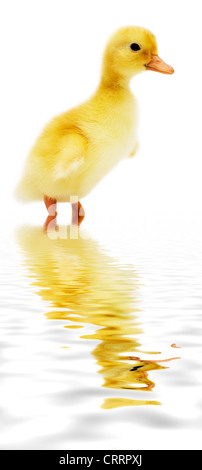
[75,92,138,198]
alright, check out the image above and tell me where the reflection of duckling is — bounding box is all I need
[16,27,174,222]
[17,226,177,409]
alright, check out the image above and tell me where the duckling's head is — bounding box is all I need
[101,26,174,86]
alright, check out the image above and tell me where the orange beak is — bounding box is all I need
[145,55,174,75]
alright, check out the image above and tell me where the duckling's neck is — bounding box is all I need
[99,76,130,91]
[99,63,131,90]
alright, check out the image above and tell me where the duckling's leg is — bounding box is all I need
[71,200,85,226]
[44,195,57,231]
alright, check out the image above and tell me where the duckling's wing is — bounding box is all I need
[53,130,88,181]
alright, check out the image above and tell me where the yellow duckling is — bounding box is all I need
[16,26,174,224]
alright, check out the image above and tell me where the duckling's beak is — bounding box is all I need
[145,55,174,74]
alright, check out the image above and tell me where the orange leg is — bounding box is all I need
[71,200,85,226]
[44,195,57,231]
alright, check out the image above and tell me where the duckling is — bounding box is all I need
[16,26,174,225]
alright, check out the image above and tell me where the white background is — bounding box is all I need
[1,0,202,228]
[0,0,202,451]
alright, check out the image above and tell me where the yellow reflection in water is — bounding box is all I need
[17,226,166,409]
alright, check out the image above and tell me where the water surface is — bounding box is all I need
[0,217,202,449]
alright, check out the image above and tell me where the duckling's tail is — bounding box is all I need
[14,180,30,202]
[14,177,41,202]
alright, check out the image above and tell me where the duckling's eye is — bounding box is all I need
[130,43,141,51]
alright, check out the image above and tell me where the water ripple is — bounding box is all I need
[0,222,201,449]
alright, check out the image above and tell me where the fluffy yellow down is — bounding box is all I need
[16,26,158,202]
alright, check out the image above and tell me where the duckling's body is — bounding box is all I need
[19,85,137,202]
[16,26,174,224]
